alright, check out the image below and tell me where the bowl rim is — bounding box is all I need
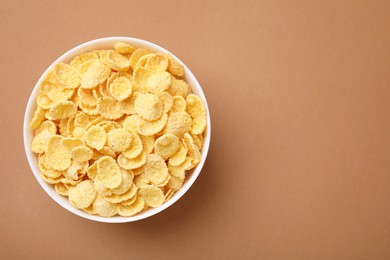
[23,36,211,223]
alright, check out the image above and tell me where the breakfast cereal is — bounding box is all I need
[30,42,207,217]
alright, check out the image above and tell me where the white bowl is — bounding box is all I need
[23,37,211,223]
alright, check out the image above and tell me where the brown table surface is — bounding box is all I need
[1,1,390,259]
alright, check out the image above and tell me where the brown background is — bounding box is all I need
[1,0,390,259]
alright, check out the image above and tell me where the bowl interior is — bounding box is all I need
[23,37,211,223]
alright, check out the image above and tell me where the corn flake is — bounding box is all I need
[105,128,132,153]
[114,42,136,54]
[65,160,87,181]
[130,48,153,69]
[163,111,192,137]
[80,60,111,89]
[186,94,206,118]
[31,130,53,154]
[46,83,75,103]
[68,180,97,209]
[74,112,90,128]
[72,127,86,139]
[191,114,207,135]
[99,121,121,133]
[133,67,153,93]
[69,52,99,72]
[86,125,107,150]
[167,77,189,98]
[98,146,117,158]
[137,113,168,136]
[92,194,117,217]
[96,156,122,189]
[145,53,169,72]
[58,119,69,137]
[166,176,184,191]
[66,116,76,136]
[154,134,180,160]
[55,183,69,196]
[135,53,154,69]
[60,177,83,186]
[167,55,184,77]
[133,166,145,176]
[46,135,72,171]
[61,137,84,151]
[158,92,173,113]
[49,101,77,120]
[122,132,143,159]
[42,69,58,85]
[168,141,188,166]
[157,174,171,187]
[85,116,106,130]
[122,114,139,133]
[168,165,185,180]
[183,133,201,164]
[42,169,63,179]
[117,152,146,170]
[144,154,169,185]
[109,76,132,101]
[100,50,131,72]
[140,185,165,208]
[171,95,186,112]
[77,60,99,77]
[105,184,137,204]
[97,97,123,120]
[87,161,98,180]
[41,173,62,184]
[133,172,150,187]
[146,71,171,93]
[164,189,174,202]
[192,133,203,150]
[30,107,46,130]
[140,135,155,154]
[121,195,137,206]
[71,146,93,161]
[54,63,81,89]
[117,197,145,217]
[134,93,163,121]
[37,94,53,109]
[110,169,134,195]
[118,90,138,114]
